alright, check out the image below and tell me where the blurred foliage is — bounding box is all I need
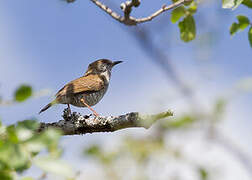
[212,98,227,123]
[235,77,252,92]
[242,0,252,8]
[0,119,72,179]
[198,167,208,180]
[84,145,118,165]
[82,96,230,179]
[222,0,243,9]
[14,85,32,102]
[163,114,197,129]
[249,27,252,47]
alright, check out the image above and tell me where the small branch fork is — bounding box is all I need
[38,109,173,135]
[66,0,192,25]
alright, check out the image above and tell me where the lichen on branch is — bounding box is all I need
[38,109,173,135]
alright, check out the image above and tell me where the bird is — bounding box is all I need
[39,59,123,116]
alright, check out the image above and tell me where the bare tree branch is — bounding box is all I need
[87,0,192,25]
[135,0,191,24]
[38,109,173,135]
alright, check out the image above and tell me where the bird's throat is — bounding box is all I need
[100,71,111,83]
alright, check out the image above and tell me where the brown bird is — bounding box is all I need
[39,59,123,116]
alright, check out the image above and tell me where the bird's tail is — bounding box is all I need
[39,99,58,114]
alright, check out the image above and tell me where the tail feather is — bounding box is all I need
[39,100,58,114]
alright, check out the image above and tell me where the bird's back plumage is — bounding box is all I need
[55,74,105,99]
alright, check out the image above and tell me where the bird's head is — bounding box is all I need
[85,59,123,76]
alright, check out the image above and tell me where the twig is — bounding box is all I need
[38,109,173,135]
[135,0,191,24]
[89,0,191,25]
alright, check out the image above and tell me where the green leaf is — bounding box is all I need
[24,128,62,156]
[198,168,208,180]
[14,85,32,102]
[214,99,226,115]
[233,0,244,9]
[0,143,30,172]
[237,15,250,30]
[188,2,197,15]
[84,145,101,156]
[222,0,244,9]
[249,27,252,47]
[6,125,19,143]
[16,120,39,141]
[230,15,250,36]
[21,177,34,180]
[184,0,193,6]
[33,157,74,178]
[166,115,195,128]
[223,0,235,8]
[242,0,252,8]
[230,22,240,35]
[213,98,227,122]
[171,7,186,24]
[0,170,13,180]
[17,120,39,131]
[179,15,196,42]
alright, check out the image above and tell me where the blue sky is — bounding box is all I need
[0,0,252,179]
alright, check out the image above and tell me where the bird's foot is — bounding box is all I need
[93,112,100,117]
[63,108,72,120]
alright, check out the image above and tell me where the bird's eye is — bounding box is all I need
[100,64,106,71]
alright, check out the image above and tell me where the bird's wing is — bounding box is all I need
[56,74,104,98]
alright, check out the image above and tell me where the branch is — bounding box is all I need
[38,109,173,135]
[67,0,192,25]
[135,0,191,24]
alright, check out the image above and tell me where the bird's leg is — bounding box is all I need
[67,104,71,116]
[80,98,99,117]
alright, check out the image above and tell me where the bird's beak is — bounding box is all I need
[112,61,123,67]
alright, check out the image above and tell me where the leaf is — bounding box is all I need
[14,85,32,102]
[0,170,13,180]
[24,128,62,155]
[233,0,244,9]
[242,0,252,8]
[179,15,196,42]
[237,15,250,30]
[33,157,74,178]
[21,177,34,180]
[184,0,193,6]
[249,27,252,47]
[6,125,19,143]
[222,0,235,8]
[213,98,227,122]
[17,120,39,131]
[166,115,195,128]
[230,15,250,36]
[84,145,101,156]
[222,0,244,9]
[230,22,240,35]
[0,143,30,172]
[171,7,186,24]
[198,167,208,180]
[188,2,197,15]
[16,120,39,141]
